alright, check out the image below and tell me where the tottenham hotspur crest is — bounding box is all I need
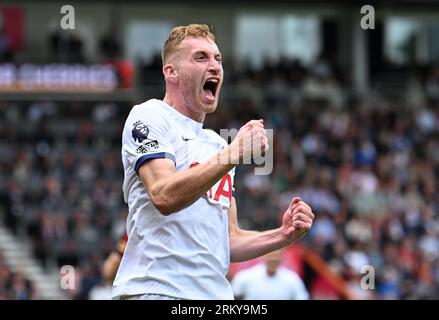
[132,120,150,143]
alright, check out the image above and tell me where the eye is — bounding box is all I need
[195,54,207,61]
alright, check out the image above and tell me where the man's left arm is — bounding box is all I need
[228,197,315,263]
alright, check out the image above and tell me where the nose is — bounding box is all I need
[208,58,222,74]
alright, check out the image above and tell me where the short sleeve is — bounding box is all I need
[122,103,176,174]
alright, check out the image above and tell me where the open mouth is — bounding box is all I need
[203,78,219,100]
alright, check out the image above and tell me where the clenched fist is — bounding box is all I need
[281,197,315,244]
[229,119,269,164]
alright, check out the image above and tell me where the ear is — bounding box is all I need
[163,64,178,83]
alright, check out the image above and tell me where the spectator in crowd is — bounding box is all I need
[232,249,309,300]
[0,252,38,299]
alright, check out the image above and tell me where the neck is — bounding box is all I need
[163,92,205,123]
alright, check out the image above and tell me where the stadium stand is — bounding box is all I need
[0,0,438,300]
[1,55,438,299]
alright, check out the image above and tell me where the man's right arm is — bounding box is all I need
[138,119,268,216]
[139,149,234,215]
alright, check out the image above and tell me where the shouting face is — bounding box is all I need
[167,37,223,118]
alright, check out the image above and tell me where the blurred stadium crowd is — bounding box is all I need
[1,50,439,299]
[0,252,38,299]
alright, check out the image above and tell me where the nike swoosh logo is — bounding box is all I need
[182,136,195,141]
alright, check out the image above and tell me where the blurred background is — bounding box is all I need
[0,0,438,300]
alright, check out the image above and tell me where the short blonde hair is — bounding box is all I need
[162,24,216,65]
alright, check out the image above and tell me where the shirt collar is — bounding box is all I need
[157,99,203,138]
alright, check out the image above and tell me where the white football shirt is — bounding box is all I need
[112,99,236,300]
[231,264,309,300]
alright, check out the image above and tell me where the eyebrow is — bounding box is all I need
[193,50,207,56]
[193,50,222,59]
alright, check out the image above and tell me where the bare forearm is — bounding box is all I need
[102,253,122,284]
[148,147,235,215]
[229,228,291,262]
